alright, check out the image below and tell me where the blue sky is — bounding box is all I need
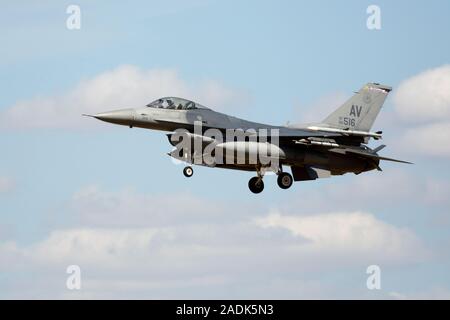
[0,0,450,299]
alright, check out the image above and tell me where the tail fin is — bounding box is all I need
[321,83,392,131]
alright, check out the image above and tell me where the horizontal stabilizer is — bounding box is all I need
[337,148,413,164]
[374,155,413,164]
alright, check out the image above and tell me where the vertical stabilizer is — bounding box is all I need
[321,83,392,131]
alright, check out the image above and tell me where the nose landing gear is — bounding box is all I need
[248,176,264,194]
[183,166,193,177]
[248,166,265,194]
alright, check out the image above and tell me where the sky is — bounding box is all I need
[0,0,450,299]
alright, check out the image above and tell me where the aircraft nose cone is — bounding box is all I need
[93,108,135,124]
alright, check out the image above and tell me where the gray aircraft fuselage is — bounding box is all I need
[86,84,410,193]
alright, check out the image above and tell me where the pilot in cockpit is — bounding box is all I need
[166,99,175,109]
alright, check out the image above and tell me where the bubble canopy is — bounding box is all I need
[146,97,210,110]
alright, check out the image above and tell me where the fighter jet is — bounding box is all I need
[85,83,411,193]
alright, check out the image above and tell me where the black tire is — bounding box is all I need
[248,177,264,194]
[183,166,193,177]
[277,172,293,189]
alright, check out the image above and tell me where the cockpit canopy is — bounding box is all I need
[146,97,209,110]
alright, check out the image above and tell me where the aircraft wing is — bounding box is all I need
[277,128,377,146]
[277,127,343,138]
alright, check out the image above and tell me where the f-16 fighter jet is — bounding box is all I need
[85,83,411,193]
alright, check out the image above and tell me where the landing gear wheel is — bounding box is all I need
[248,177,264,194]
[183,166,193,177]
[277,172,293,189]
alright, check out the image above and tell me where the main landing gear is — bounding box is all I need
[248,167,294,194]
[182,164,293,193]
[277,172,293,189]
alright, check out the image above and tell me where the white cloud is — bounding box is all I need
[255,211,423,261]
[0,218,423,298]
[398,121,450,157]
[389,287,450,300]
[0,176,15,193]
[394,65,450,123]
[274,168,450,215]
[32,211,423,266]
[29,228,170,266]
[321,169,417,206]
[0,65,250,130]
[68,185,252,228]
[0,185,428,298]
[392,65,450,158]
